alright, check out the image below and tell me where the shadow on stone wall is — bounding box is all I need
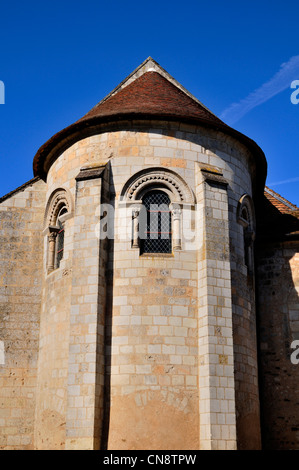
[256,196,299,450]
[100,173,115,449]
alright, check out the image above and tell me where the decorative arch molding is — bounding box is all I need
[44,188,74,274]
[44,187,74,229]
[120,168,195,253]
[120,167,195,205]
[237,193,256,231]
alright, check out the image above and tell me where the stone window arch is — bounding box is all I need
[120,168,195,254]
[44,188,73,273]
[237,194,256,274]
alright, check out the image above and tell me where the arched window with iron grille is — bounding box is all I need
[140,190,172,254]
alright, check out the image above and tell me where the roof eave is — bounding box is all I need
[32,112,267,195]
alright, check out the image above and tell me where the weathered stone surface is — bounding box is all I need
[0,179,46,450]
[0,61,296,450]
[256,242,299,450]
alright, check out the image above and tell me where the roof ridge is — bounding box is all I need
[0,177,40,203]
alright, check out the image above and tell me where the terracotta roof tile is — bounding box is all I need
[78,72,225,125]
[32,61,267,189]
[258,187,299,241]
[264,186,298,214]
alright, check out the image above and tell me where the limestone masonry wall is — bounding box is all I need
[0,179,46,449]
[257,242,299,450]
[44,121,258,449]
[0,119,261,449]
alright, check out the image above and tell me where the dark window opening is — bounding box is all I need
[140,190,172,254]
[56,206,67,268]
[56,220,65,267]
[243,229,249,268]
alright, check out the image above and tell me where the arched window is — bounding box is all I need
[47,203,68,273]
[140,190,172,254]
[237,194,256,275]
[55,206,68,268]
[120,168,196,255]
[44,188,73,274]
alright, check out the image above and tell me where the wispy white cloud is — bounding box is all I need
[268,176,299,186]
[220,55,299,125]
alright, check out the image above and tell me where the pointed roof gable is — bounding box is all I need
[32,57,267,192]
[77,57,223,125]
[77,70,225,125]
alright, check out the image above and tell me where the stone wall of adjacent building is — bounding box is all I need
[0,179,46,449]
[257,241,299,450]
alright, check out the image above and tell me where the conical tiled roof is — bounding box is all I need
[32,57,267,191]
[78,71,225,125]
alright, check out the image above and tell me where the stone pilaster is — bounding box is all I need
[65,164,109,450]
[196,163,237,450]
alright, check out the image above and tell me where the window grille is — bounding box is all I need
[55,206,67,268]
[56,220,65,267]
[140,190,172,254]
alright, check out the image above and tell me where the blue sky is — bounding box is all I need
[0,0,299,206]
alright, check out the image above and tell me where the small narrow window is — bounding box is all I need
[237,195,256,276]
[45,188,72,274]
[55,206,67,268]
[241,207,250,268]
[47,205,68,273]
[140,190,172,254]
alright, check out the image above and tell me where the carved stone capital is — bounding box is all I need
[132,207,141,219]
[48,225,60,239]
[172,208,182,219]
